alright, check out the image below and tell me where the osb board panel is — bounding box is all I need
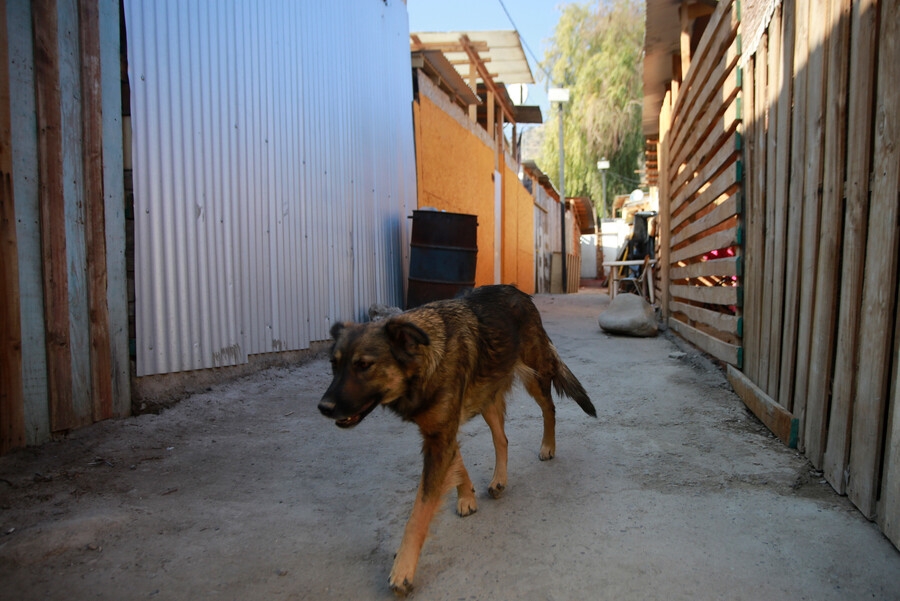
[414,87,496,288]
[503,164,535,293]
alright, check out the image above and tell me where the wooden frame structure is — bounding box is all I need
[646,0,900,550]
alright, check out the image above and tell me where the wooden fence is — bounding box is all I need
[0,0,130,453]
[656,0,899,549]
[657,0,743,368]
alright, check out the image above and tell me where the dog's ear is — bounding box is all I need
[384,319,429,359]
[330,321,346,340]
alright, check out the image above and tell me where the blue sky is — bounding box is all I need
[407,0,568,116]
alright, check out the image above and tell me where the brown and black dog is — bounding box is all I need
[318,284,596,595]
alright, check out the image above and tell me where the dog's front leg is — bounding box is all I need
[389,432,456,596]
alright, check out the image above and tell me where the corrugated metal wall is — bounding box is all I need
[124,0,417,376]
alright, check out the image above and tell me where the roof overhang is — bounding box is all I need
[410,30,535,85]
[643,0,683,139]
[643,1,718,139]
[571,197,597,234]
[411,49,481,107]
[475,83,543,124]
[522,160,559,200]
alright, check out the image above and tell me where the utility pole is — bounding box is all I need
[597,158,610,218]
[549,88,569,292]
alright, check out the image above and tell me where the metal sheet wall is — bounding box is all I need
[125,0,416,376]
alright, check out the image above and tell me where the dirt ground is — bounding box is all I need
[1,288,899,601]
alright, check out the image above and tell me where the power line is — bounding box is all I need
[605,169,641,188]
[496,0,554,83]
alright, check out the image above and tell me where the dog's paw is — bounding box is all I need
[488,482,506,499]
[539,446,555,461]
[389,577,413,597]
[457,496,478,517]
[389,555,417,597]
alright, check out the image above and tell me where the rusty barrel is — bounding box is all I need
[407,210,478,308]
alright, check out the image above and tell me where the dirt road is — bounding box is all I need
[1,289,898,600]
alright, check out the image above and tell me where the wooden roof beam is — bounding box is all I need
[459,35,517,124]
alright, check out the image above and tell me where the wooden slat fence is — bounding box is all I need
[656,0,899,549]
[0,0,130,453]
[736,0,900,546]
[658,0,743,368]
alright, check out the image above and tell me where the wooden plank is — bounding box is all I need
[776,0,811,415]
[78,0,114,422]
[879,308,900,548]
[804,0,851,469]
[822,0,878,495]
[738,54,755,380]
[98,0,130,418]
[669,317,740,366]
[669,45,742,174]
[759,7,782,398]
[743,46,767,386]
[670,226,739,265]
[680,4,692,94]
[0,1,26,454]
[670,283,740,307]
[33,0,75,432]
[670,131,741,216]
[727,365,799,448]
[670,300,740,337]
[669,68,742,186]
[765,2,795,397]
[671,194,740,247]
[848,0,900,519]
[670,0,738,145]
[791,0,830,450]
[672,158,741,230]
[669,124,741,206]
[659,91,672,320]
[670,256,740,280]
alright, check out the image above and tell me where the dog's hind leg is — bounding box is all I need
[523,376,556,460]
[482,399,509,497]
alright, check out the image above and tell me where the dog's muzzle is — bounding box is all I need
[317,398,337,418]
[318,396,379,428]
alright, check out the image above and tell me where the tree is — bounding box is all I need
[538,0,645,218]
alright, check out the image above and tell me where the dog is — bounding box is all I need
[318,284,596,595]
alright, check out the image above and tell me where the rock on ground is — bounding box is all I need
[598,292,658,337]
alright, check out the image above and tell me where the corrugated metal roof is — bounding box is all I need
[410,30,535,85]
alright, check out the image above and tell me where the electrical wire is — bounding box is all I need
[496,0,554,83]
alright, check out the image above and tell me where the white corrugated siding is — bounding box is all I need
[125,0,416,376]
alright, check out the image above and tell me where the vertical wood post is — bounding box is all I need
[33,0,76,432]
[0,2,26,453]
[78,0,114,422]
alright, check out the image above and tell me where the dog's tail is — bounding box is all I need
[552,357,597,418]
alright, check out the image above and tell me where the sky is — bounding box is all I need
[406,0,568,117]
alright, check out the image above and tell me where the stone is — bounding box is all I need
[598,293,658,337]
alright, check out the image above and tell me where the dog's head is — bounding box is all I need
[317,317,430,428]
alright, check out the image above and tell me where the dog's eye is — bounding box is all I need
[354,359,373,372]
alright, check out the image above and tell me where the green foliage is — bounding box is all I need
[537,0,645,217]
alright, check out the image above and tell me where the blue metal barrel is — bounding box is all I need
[407,210,478,308]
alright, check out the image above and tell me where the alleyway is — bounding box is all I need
[1,289,898,600]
